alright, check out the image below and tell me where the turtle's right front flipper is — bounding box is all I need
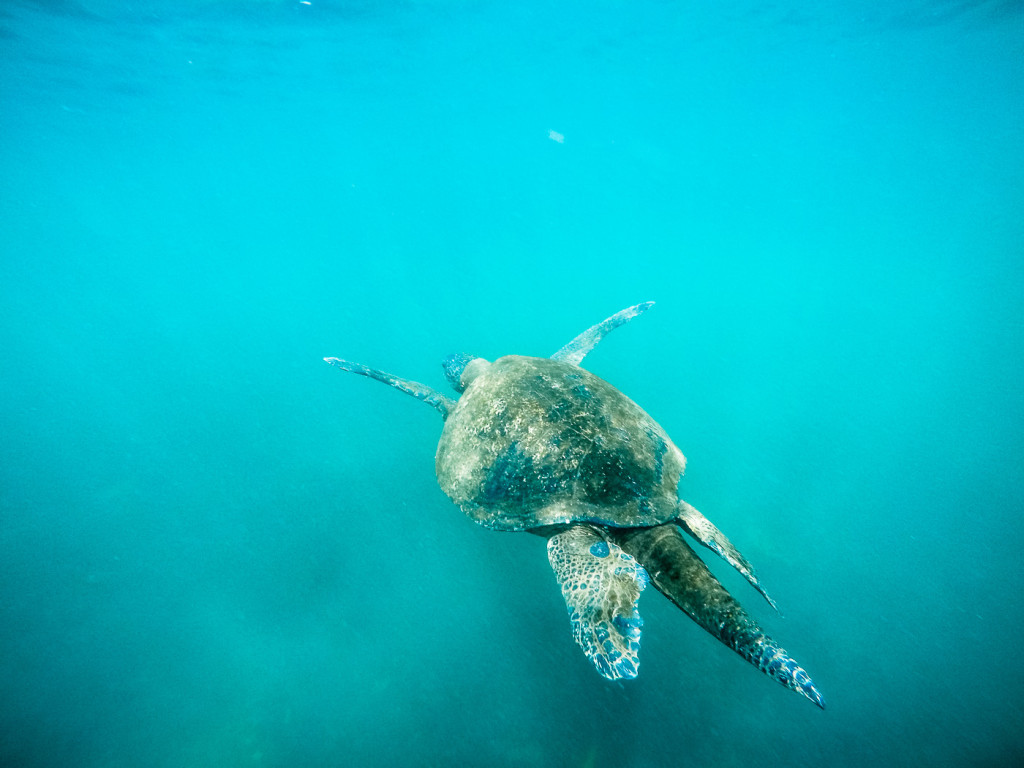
[547,524,648,680]
[324,357,455,417]
[551,301,654,365]
[614,523,825,709]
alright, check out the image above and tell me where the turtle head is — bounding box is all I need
[442,353,490,393]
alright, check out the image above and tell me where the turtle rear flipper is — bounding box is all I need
[546,524,648,680]
[615,524,825,709]
[675,499,777,610]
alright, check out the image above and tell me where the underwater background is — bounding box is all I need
[2,1,1023,766]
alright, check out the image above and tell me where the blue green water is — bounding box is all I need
[2,1,1023,766]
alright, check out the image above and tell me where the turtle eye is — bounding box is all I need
[442,353,476,393]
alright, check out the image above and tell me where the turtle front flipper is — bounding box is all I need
[551,301,654,365]
[324,357,455,417]
[546,524,648,680]
[674,499,777,610]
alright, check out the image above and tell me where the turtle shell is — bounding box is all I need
[434,355,686,531]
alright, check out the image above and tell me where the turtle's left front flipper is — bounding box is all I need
[547,525,648,680]
[324,357,455,417]
[614,523,825,709]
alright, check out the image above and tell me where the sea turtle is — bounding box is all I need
[325,302,824,708]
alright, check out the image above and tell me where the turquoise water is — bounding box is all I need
[2,1,1023,766]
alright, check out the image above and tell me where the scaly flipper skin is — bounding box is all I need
[613,523,825,709]
[674,499,777,610]
[547,525,648,680]
[551,301,655,365]
[323,357,455,417]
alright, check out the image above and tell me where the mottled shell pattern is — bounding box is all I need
[435,355,686,532]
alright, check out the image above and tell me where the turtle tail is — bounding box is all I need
[613,524,825,709]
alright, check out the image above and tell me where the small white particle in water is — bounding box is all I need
[548,130,564,144]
